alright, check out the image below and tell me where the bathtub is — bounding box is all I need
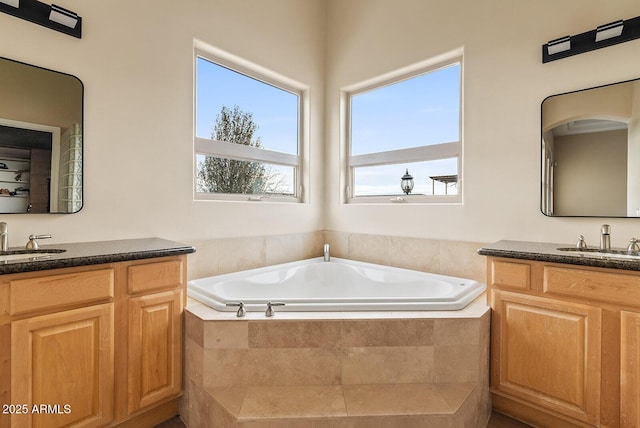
[187,257,486,312]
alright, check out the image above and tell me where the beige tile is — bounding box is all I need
[389,236,440,273]
[342,346,434,384]
[345,414,455,428]
[185,310,204,347]
[323,231,349,259]
[239,416,351,428]
[438,240,487,283]
[266,234,304,265]
[303,231,325,259]
[343,384,452,416]
[208,393,240,428]
[341,319,433,347]
[433,344,480,383]
[435,382,476,412]
[433,318,480,346]
[238,385,347,419]
[181,378,211,428]
[187,239,220,280]
[204,348,342,388]
[204,320,249,349]
[248,320,342,348]
[207,386,248,417]
[218,237,266,274]
[184,337,204,385]
[348,234,391,264]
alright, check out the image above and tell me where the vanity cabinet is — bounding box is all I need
[487,257,640,428]
[0,254,187,428]
[621,310,640,427]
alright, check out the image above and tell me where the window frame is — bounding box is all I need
[194,42,307,203]
[342,49,464,204]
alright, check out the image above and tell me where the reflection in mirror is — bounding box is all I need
[541,79,640,217]
[0,56,82,213]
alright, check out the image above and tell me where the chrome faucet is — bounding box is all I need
[600,224,611,250]
[0,222,7,251]
[323,243,330,262]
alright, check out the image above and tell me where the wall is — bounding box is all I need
[2,0,640,275]
[325,0,640,248]
[554,130,627,216]
[0,0,325,246]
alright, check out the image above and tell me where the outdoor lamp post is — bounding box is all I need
[400,169,414,195]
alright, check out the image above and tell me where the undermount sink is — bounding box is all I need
[0,249,66,263]
[557,247,640,260]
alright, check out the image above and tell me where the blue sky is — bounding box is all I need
[196,57,298,155]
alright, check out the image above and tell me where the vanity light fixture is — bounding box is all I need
[0,0,81,38]
[49,4,77,28]
[0,0,19,8]
[546,36,571,56]
[595,20,624,42]
[542,15,640,63]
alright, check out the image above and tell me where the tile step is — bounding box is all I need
[206,382,478,426]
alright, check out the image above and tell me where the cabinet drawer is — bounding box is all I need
[544,266,640,307]
[128,259,183,294]
[10,268,114,316]
[489,259,531,290]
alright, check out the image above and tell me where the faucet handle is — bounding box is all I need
[628,238,640,252]
[265,301,285,317]
[26,234,52,250]
[576,235,588,249]
[226,302,246,318]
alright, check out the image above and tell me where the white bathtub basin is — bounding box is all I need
[188,257,486,312]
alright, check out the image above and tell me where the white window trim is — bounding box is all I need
[193,40,308,203]
[342,48,464,204]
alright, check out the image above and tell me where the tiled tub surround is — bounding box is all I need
[181,297,491,427]
[187,231,486,283]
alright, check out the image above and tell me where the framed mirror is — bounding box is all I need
[0,56,83,213]
[541,78,640,217]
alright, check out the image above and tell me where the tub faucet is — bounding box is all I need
[323,243,330,262]
[600,224,611,250]
[0,222,7,251]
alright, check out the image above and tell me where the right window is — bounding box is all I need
[347,57,462,203]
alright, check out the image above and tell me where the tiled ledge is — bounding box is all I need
[200,382,482,427]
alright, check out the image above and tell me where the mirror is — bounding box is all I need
[541,78,640,217]
[0,56,83,213]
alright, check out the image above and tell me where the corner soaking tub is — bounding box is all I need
[187,257,486,312]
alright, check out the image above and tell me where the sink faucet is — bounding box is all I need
[600,224,611,250]
[0,222,7,251]
[323,243,330,262]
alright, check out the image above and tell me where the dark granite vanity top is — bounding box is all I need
[478,240,640,272]
[0,237,195,274]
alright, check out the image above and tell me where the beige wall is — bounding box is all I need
[0,0,325,245]
[1,0,640,257]
[325,0,640,247]
[554,130,627,216]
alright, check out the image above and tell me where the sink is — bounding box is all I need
[557,247,640,260]
[0,249,66,263]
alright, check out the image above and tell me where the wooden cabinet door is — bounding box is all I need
[11,304,114,428]
[621,310,640,427]
[127,289,182,414]
[491,290,602,425]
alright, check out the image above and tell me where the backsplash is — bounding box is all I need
[187,231,486,283]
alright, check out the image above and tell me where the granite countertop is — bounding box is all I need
[0,237,195,275]
[478,240,640,271]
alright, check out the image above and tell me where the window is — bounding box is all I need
[194,45,304,202]
[345,53,462,203]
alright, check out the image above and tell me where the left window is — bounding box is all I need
[194,47,303,202]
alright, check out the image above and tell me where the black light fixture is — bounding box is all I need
[400,169,414,195]
[542,15,640,63]
[0,0,81,38]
